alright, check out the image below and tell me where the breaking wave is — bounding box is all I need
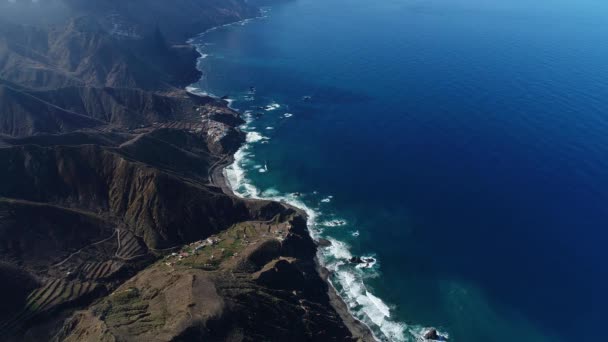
[221,98,416,342]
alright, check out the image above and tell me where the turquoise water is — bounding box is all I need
[190,1,608,340]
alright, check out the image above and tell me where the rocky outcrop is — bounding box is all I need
[57,212,357,342]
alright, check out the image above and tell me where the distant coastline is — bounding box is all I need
[188,13,377,341]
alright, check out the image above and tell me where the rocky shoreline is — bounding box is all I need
[212,153,376,342]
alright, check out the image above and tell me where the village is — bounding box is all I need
[162,220,291,269]
[163,236,221,267]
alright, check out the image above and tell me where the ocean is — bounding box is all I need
[188,0,608,340]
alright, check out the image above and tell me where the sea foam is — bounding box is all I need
[321,219,348,227]
[265,102,281,111]
[224,125,410,341]
[246,132,268,143]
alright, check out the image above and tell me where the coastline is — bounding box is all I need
[209,152,377,341]
[195,41,377,338]
[185,4,412,341]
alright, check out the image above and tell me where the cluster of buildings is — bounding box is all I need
[164,237,221,266]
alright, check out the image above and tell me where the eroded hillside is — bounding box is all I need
[0,0,366,341]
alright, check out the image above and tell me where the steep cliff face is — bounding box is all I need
[0,130,249,249]
[0,84,104,137]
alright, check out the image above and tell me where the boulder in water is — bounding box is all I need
[317,238,332,248]
[423,328,446,340]
[349,256,363,264]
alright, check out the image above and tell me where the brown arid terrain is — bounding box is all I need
[0,1,372,341]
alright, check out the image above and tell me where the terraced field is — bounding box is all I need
[98,287,168,336]
[50,228,148,280]
[116,229,147,260]
[80,260,124,281]
[0,279,100,335]
[0,226,153,337]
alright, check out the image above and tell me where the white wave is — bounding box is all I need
[266,126,274,130]
[246,132,269,143]
[356,256,377,269]
[214,68,410,342]
[261,188,281,197]
[352,230,360,237]
[225,141,409,341]
[283,113,293,118]
[334,270,407,342]
[185,86,210,97]
[224,142,319,233]
[321,219,347,227]
[265,102,281,111]
[325,239,352,261]
[200,53,209,59]
[225,98,236,109]
[258,168,267,173]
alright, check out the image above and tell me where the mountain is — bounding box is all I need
[0,1,370,341]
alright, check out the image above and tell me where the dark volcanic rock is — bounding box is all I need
[254,259,307,290]
[425,328,439,340]
[318,238,332,247]
[349,256,364,264]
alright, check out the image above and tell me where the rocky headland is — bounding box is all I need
[0,0,373,341]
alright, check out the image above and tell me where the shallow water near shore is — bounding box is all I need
[190,0,608,340]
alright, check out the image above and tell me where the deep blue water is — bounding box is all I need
[190,0,608,340]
